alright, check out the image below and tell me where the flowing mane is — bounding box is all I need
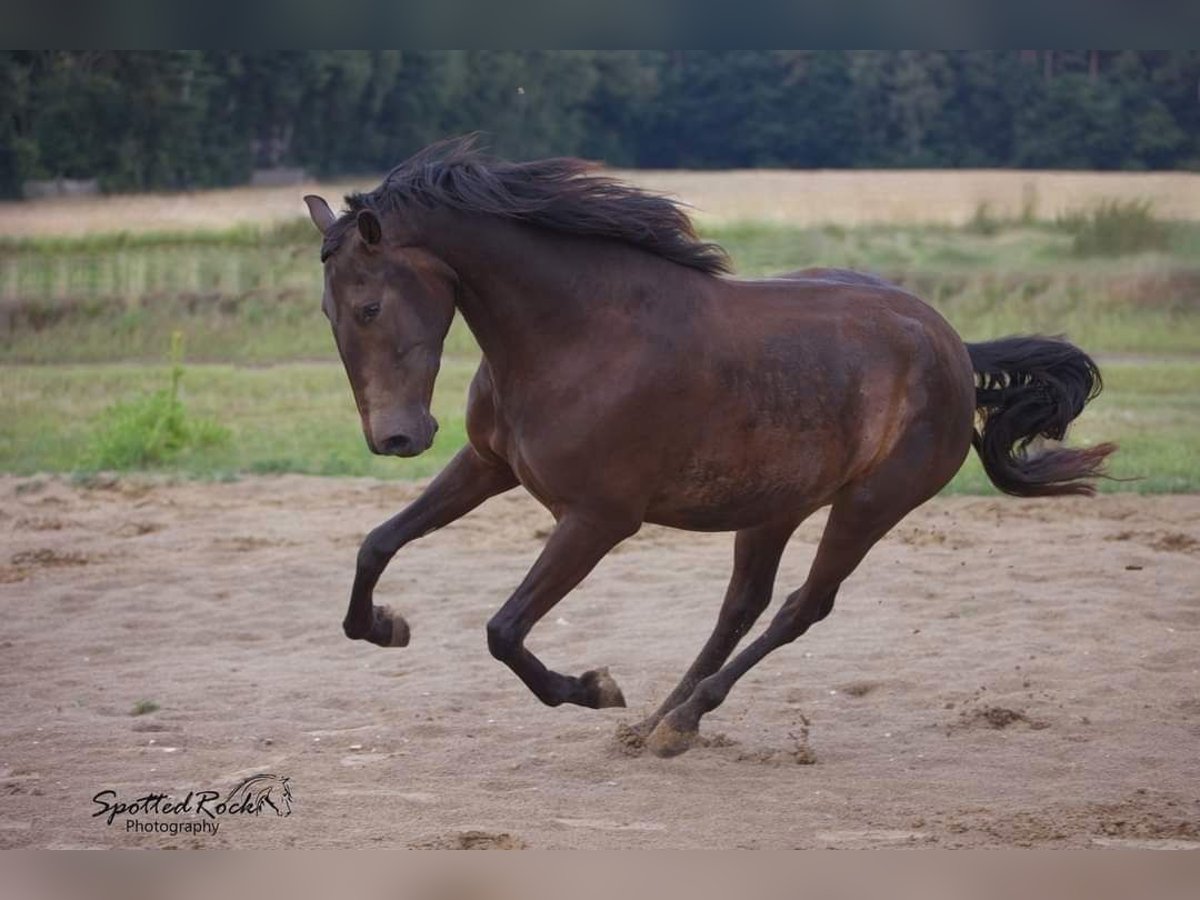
[323,135,731,274]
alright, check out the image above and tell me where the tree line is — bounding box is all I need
[2,51,1197,197]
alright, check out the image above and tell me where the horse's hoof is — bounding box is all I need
[377,605,410,647]
[581,667,626,708]
[645,719,696,758]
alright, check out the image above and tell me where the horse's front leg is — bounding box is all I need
[346,446,517,648]
[487,511,639,708]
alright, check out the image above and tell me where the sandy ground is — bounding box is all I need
[1,474,1198,849]
[3,169,1199,237]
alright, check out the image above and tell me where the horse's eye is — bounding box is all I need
[359,302,381,324]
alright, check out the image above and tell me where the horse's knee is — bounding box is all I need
[486,615,519,661]
[356,529,390,573]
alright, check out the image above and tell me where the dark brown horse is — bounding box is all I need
[303,137,1114,757]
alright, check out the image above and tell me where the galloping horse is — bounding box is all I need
[303,137,1114,757]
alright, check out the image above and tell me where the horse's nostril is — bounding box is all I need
[381,434,413,456]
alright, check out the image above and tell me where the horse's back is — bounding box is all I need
[772,266,897,290]
[716,269,964,362]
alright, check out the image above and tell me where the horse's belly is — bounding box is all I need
[644,448,837,531]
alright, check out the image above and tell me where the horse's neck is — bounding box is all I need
[423,213,622,374]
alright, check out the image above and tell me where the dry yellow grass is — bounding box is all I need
[0,179,375,238]
[1,170,1197,238]
[632,169,1200,226]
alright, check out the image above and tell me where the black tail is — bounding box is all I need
[967,336,1116,497]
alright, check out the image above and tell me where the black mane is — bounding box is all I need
[322,135,730,274]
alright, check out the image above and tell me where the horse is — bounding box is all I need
[302,136,1115,758]
[225,774,293,816]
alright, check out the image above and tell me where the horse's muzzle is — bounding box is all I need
[371,415,438,457]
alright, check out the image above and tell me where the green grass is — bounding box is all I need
[1,357,478,481]
[2,219,1198,364]
[1,218,1197,493]
[1056,198,1173,257]
[130,699,160,716]
[2,357,1196,493]
[85,333,230,469]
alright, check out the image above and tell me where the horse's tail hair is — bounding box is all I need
[967,335,1116,497]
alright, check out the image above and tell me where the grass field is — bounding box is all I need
[3,358,1196,493]
[1,172,1198,493]
[4,219,1198,364]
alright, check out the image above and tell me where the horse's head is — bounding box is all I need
[304,194,456,458]
[226,773,294,817]
[275,777,293,816]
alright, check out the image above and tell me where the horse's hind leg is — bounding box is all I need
[645,483,920,758]
[623,519,798,742]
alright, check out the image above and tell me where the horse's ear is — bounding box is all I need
[356,210,382,246]
[303,195,336,235]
